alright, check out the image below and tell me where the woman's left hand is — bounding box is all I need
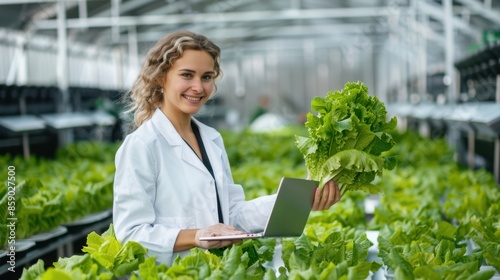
[312,180,341,210]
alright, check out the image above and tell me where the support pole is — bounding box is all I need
[417,12,428,98]
[6,36,27,85]
[495,75,500,183]
[290,0,300,9]
[57,0,71,145]
[496,74,500,103]
[17,42,27,85]
[19,73,30,160]
[127,26,138,85]
[495,139,499,184]
[443,0,457,104]
[467,128,475,170]
[22,133,30,160]
[112,0,121,42]
[78,0,88,32]
[57,1,69,111]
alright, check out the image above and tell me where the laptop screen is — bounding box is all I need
[262,177,318,237]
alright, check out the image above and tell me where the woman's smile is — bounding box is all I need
[183,94,204,102]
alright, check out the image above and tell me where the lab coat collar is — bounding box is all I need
[191,118,220,142]
[151,108,220,144]
[151,108,183,146]
[151,108,222,178]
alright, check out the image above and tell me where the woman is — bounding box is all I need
[113,30,340,265]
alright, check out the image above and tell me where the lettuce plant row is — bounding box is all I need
[0,141,119,246]
[9,118,500,279]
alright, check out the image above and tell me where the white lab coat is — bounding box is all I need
[113,108,276,265]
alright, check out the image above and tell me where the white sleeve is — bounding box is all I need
[228,185,277,233]
[219,145,277,232]
[112,135,179,265]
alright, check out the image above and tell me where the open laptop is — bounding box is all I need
[199,177,319,241]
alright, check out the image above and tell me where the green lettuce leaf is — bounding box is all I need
[20,259,46,280]
[296,81,397,193]
[113,241,148,277]
[53,254,93,273]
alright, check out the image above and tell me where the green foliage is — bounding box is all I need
[0,141,117,246]
[21,225,280,280]
[221,126,308,199]
[221,126,307,168]
[384,130,454,168]
[13,108,500,279]
[307,190,369,231]
[281,229,381,278]
[295,81,397,193]
[463,215,500,273]
[20,225,142,280]
[443,168,500,221]
[81,225,148,278]
[369,130,500,277]
[20,259,46,280]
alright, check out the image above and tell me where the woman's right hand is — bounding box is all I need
[194,223,244,249]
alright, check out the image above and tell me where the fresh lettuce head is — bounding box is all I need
[295,81,397,193]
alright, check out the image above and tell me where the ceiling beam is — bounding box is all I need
[394,17,446,48]
[205,0,254,13]
[93,0,156,17]
[103,23,388,45]
[75,0,211,46]
[34,7,403,29]
[127,0,257,43]
[69,0,155,41]
[0,0,53,3]
[218,34,390,55]
[22,1,77,36]
[417,1,480,39]
[454,0,500,26]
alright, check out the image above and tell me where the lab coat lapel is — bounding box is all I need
[193,118,226,220]
[151,109,210,176]
[193,118,223,181]
[180,145,209,175]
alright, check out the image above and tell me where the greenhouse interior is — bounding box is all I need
[0,0,500,279]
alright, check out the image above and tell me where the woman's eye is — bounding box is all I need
[202,75,213,81]
[181,73,192,78]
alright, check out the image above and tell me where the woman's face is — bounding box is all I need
[161,49,215,118]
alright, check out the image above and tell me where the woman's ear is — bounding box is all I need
[157,75,167,92]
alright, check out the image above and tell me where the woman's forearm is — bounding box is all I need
[173,229,199,252]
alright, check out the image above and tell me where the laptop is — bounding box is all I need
[199,177,318,241]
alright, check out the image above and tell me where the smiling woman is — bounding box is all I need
[112,30,340,266]
[161,50,215,125]
[123,30,222,131]
[160,49,217,164]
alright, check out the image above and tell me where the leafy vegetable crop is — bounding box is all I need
[20,224,148,280]
[15,128,500,278]
[281,229,381,279]
[295,81,397,193]
[0,141,117,247]
[20,224,278,280]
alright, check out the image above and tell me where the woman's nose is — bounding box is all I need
[191,79,203,92]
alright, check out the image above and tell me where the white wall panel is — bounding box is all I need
[27,48,57,86]
[0,44,15,82]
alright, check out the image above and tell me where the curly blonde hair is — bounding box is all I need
[124,30,222,129]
